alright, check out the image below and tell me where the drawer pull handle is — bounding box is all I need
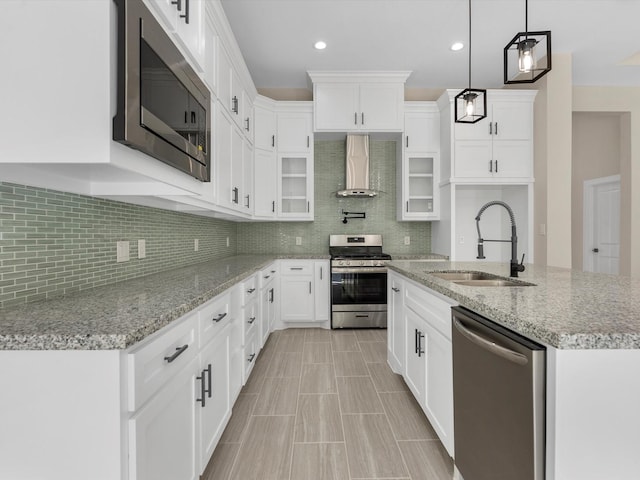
[196,368,206,407]
[164,344,188,363]
[264,275,270,279]
[247,288,256,294]
[213,312,227,323]
[248,353,256,363]
[290,267,303,270]
[392,287,400,292]
[248,316,256,324]
[205,363,212,398]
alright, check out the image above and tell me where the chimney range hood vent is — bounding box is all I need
[336,134,377,197]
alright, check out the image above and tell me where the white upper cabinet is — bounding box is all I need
[145,0,205,72]
[439,89,537,183]
[254,104,277,152]
[398,103,440,221]
[277,110,313,153]
[308,72,411,132]
[217,47,233,116]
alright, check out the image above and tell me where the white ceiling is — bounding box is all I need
[220,0,640,91]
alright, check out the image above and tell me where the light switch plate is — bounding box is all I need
[138,239,146,259]
[194,239,199,251]
[295,237,302,245]
[404,236,410,245]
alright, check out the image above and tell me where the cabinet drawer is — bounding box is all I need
[243,329,258,384]
[259,263,278,289]
[280,261,312,276]
[127,313,198,411]
[241,274,258,306]
[242,299,258,340]
[404,281,456,340]
[198,291,231,347]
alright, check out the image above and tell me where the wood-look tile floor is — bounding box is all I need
[202,328,455,480]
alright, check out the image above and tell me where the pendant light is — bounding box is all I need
[504,0,551,84]
[455,0,486,124]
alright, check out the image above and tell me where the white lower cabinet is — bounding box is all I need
[392,273,456,458]
[259,263,278,347]
[314,261,330,321]
[279,260,329,324]
[129,355,199,480]
[197,327,231,471]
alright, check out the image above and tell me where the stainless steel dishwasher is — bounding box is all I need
[451,306,546,480]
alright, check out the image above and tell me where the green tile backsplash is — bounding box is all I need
[0,183,237,308]
[0,140,431,308]
[237,140,431,255]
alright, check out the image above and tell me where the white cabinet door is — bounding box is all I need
[217,47,232,116]
[129,357,198,480]
[492,141,532,179]
[242,141,254,213]
[398,153,439,221]
[423,321,454,457]
[253,149,277,218]
[358,83,404,131]
[404,308,426,404]
[254,105,276,151]
[242,93,253,144]
[197,328,230,472]
[453,141,494,179]
[387,273,405,373]
[202,15,217,95]
[174,0,204,72]
[314,261,330,321]
[404,111,440,152]
[215,107,233,208]
[277,112,313,153]
[230,70,244,128]
[228,298,243,402]
[280,276,314,322]
[230,125,244,209]
[243,329,258,384]
[313,83,359,131]
[491,100,533,141]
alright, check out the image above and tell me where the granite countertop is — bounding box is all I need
[389,260,640,350]
[0,255,291,351]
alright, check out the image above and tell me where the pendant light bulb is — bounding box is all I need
[518,38,537,72]
[464,93,477,116]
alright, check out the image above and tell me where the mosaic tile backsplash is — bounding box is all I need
[0,140,432,308]
[238,140,432,255]
[0,183,237,308]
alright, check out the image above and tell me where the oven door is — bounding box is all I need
[331,267,387,328]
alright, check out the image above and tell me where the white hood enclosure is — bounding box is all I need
[337,135,377,197]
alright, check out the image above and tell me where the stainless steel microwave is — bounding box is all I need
[113,0,211,182]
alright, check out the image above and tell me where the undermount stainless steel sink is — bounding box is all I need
[429,271,536,287]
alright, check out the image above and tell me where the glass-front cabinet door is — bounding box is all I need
[398,153,439,221]
[278,154,314,220]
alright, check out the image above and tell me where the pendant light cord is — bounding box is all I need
[468,0,471,89]
[525,0,529,39]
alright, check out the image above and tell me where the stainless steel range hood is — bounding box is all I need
[336,134,377,197]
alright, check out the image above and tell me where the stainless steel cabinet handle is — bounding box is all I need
[354,112,357,125]
[196,367,207,407]
[417,331,425,357]
[232,95,238,114]
[320,267,323,280]
[495,122,498,135]
[361,112,364,125]
[248,316,256,324]
[179,0,189,23]
[171,0,182,11]
[453,318,528,365]
[392,287,400,293]
[495,160,498,173]
[489,122,493,135]
[248,353,256,363]
[205,364,212,398]
[307,201,310,213]
[307,136,310,148]
[290,267,303,270]
[406,201,409,213]
[245,194,250,209]
[415,328,419,354]
[264,274,270,279]
[309,282,312,294]
[592,248,599,253]
[232,187,239,204]
[406,136,409,148]
[272,200,275,213]
[489,160,493,173]
[164,344,188,363]
[272,135,275,147]
[247,288,256,293]
[269,287,274,303]
[212,312,227,323]
[245,117,250,131]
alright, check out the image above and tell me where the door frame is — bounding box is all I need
[583,174,621,272]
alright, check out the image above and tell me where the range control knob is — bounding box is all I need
[359,260,365,266]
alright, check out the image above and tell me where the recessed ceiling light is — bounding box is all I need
[450,42,464,51]
[314,41,327,50]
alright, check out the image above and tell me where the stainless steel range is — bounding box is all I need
[329,234,391,329]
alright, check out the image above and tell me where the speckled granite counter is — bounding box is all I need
[0,255,328,351]
[389,260,640,350]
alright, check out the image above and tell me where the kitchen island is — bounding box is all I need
[388,260,640,480]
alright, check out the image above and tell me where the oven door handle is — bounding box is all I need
[331,267,388,274]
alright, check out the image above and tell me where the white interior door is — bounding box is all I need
[584,175,620,274]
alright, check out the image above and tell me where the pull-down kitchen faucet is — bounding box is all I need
[475,200,525,278]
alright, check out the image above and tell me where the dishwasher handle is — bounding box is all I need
[453,317,528,365]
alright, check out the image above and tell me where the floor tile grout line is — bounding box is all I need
[287,331,305,480]
[332,332,355,480]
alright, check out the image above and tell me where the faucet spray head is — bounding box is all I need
[477,240,486,259]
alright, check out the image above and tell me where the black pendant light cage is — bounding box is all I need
[504,30,551,83]
[455,0,487,123]
[504,0,552,84]
[455,88,487,124]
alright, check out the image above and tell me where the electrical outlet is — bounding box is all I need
[459,236,465,244]
[404,236,410,246]
[226,237,230,247]
[194,239,199,251]
[295,237,302,246]
[138,239,146,259]
[116,241,130,262]
[539,224,547,236]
